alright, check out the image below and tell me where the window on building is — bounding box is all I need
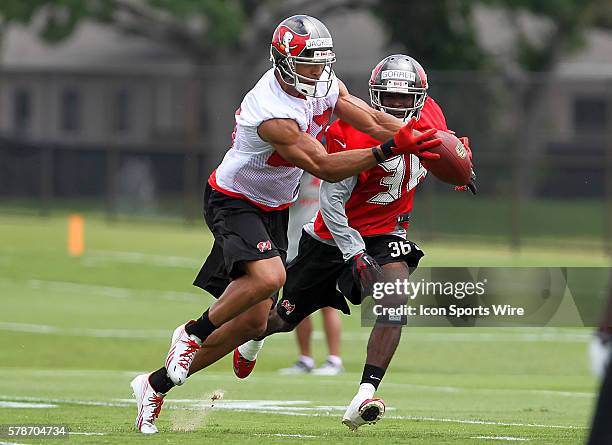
[61,89,81,133]
[13,88,32,132]
[573,96,608,134]
[113,88,131,133]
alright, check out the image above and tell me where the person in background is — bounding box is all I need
[281,172,344,376]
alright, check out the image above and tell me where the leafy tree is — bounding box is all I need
[2,0,611,72]
[0,0,372,63]
[374,1,486,70]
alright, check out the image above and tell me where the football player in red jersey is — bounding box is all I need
[230,54,474,430]
[130,15,443,434]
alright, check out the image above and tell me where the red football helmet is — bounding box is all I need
[270,15,336,98]
[369,54,428,121]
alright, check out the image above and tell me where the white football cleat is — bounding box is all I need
[131,373,165,434]
[278,357,314,375]
[312,358,344,376]
[342,394,385,431]
[165,322,202,386]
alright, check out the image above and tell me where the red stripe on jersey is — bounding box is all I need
[208,170,293,212]
[267,151,295,167]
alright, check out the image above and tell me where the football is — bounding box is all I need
[423,131,472,186]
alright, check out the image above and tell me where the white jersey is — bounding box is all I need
[211,68,339,210]
[287,172,321,261]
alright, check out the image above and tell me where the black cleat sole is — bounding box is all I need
[361,405,381,422]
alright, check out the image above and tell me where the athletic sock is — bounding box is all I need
[299,355,315,368]
[357,382,376,400]
[361,363,386,390]
[327,355,343,367]
[238,339,265,361]
[148,367,175,394]
[185,308,217,343]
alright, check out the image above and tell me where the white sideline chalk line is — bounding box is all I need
[0,441,31,445]
[70,432,106,436]
[256,433,318,438]
[0,395,130,408]
[0,319,590,343]
[0,395,586,430]
[116,398,351,413]
[0,322,170,339]
[175,407,587,430]
[0,401,57,408]
[472,436,529,441]
[397,415,585,430]
[5,369,141,377]
[168,399,311,406]
[142,378,595,399]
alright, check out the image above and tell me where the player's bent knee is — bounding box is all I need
[243,312,269,338]
[264,270,286,293]
[252,266,286,296]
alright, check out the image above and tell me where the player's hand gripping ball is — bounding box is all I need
[425,131,473,186]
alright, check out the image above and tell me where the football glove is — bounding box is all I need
[380,118,441,161]
[455,168,477,195]
[350,251,383,297]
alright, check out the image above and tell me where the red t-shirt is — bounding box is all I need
[313,97,449,238]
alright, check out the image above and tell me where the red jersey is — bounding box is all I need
[313,97,449,239]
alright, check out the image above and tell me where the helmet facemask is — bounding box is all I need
[369,84,427,122]
[271,47,336,98]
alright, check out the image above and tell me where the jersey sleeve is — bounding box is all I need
[319,177,366,261]
[236,71,309,131]
[238,94,308,131]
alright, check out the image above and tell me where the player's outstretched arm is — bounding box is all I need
[259,118,440,183]
[333,79,401,142]
[259,118,379,182]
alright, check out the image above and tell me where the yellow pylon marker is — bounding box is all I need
[68,214,84,257]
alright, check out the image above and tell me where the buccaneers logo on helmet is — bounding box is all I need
[273,25,309,57]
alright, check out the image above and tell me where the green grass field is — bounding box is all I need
[0,213,609,444]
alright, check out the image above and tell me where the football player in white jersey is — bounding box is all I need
[130,14,441,434]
